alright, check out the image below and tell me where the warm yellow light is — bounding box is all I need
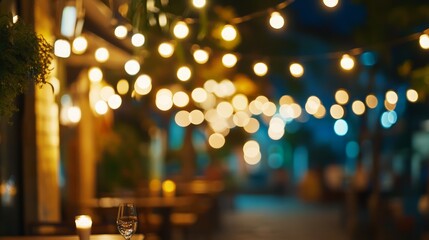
[191,87,208,103]
[162,180,176,195]
[216,101,234,118]
[352,100,365,115]
[177,66,192,81]
[340,54,354,70]
[175,110,191,127]
[94,100,108,115]
[253,62,268,76]
[244,118,260,133]
[192,0,206,8]
[131,33,145,47]
[289,63,304,77]
[420,33,429,49]
[406,89,419,102]
[173,21,189,39]
[67,106,81,123]
[173,91,190,107]
[158,42,175,58]
[232,94,249,111]
[54,39,71,58]
[88,67,103,83]
[385,90,398,104]
[156,88,173,111]
[262,101,277,117]
[158,13,168,27]
[72,36,88,54]
[269,11,285,29]
[243,140,261,165]
[323,0,339,8]
[222,53,238,68]
[95,47,109,63]
[305,96,321,115]
[114,25,128,39]
[108,94,122,109]
[117,79,129,95]
[100,86,115,101]
[330,104,344,119]
[134,74,152,95]
[193,49,209,64]
[233,111,250,127]
[75,215,92,229]
[335,89,349,105]
[221,24,237,41]
[189,109,205,125]
[365,94,378,109]
[208,133,225,149]
[124,59,140,75]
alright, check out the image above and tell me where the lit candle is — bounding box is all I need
[75,215,92,240]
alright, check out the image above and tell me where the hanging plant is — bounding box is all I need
[0,13,53,120]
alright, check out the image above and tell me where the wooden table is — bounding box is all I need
[0,234,144,240]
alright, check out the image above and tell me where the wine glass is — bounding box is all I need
[116,203,138,240]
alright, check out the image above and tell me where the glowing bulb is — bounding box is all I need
[72,36,88,54]
[222,53,237,68]
[124,59,140,75]
[173,21,189,39]
[192,0,206,8]
[158,42,175,58]
[54,39,71,58]
[253,62,268,76]
[177,66,192,81]
[114,25,128,39]
[221,24,237,41]
[117,79,129,95]
[131,33,145,47]
[420,33,429,49]
[95,47,109,63]
[340,54,354,70]
[193,49,209,64]
[323,0,339,8]
[289,63,304,77]
[94,100,108,115]
[406,89,418,102]
[88,67,103,83]
[269,11,285,29]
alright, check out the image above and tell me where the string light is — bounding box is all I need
[253,62,268,76]
[269,11,285,30]
[88,67,103,83]
[124,59,140,75]
[114,25,128,39]
[222,53,238,68]
[406,89,419,102]
[177,66,192,81]
[95,47,109,62]
[158,42,175,58]
[193,49,209,64]
[419,33,429,49]
[289,62,304,77]
[221,24,237,41]
[323,0,339,8]
[131,33,145,47]
[173,21,189,39]
[340,54,354,70]
[192,0,206,8]
[72,36,87,54]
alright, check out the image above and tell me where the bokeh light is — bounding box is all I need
[334,119,348,136]
[221,24,237,41]
[406,89,419,102]
[131,33,145,47]
[173,21,189,39]
[222,53,238,68]
[158,42,175,58]
[124,59,140,75]
[95,47,109,63]
[72,36,88,54]
[420,33,429,49]
[114,25,128,39]
[88,67,103,83]
[253,62,268,76]
[177,66,192,81]
[289,63,304,77]
[340,54,354,70]
[269,11,285,29]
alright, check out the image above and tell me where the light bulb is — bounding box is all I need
[289,63,304,77]
[177,66,192,81]
[419,33,429,49]
[54,39,71,58]
[131,33,145,47]
[253,62,268,76]
[222,53,237,68]
[72,36,87,54]
[340,54,354,70]
[323,0,339,8]
[114,25,128,39]
[158,42,175,58]
[124,59,140,75]
[269,11,285,29]
[192,0,206,8]
[95,47,109,63]
[193,49,209,64]
[173,21,189,39]
[221,24,237,41]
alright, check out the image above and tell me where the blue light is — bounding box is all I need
[360,51,376,66]
[346,141,359,158]
[387,111,397,124]
[334,119,348,136]
[381,111,396,128]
